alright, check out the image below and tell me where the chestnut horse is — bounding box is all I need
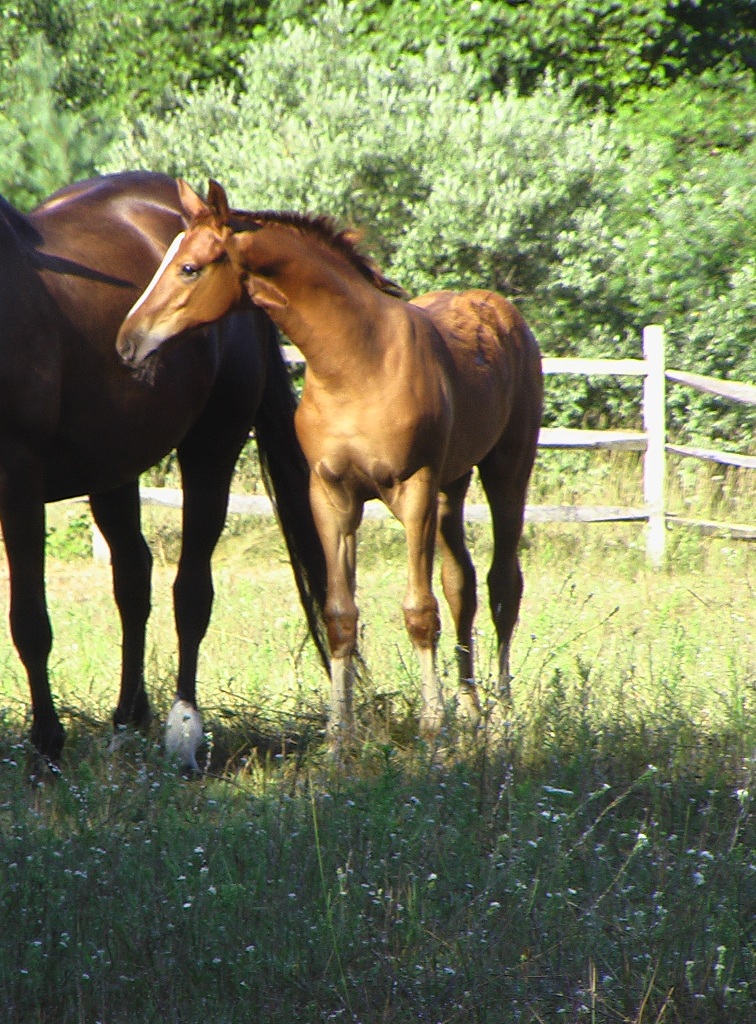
[117,180,543,749]
[0,172,327,770]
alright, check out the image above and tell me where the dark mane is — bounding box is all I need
[228,208,407,299]
[0,194,43,249]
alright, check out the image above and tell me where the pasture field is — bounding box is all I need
[0,455,754,1024]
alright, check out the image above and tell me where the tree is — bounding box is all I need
[0,35,104,209]
[608,68,756,445]
[5,0,754,122]
[101,4,755,444]
[268,0,756,108]
[0,0,274,120]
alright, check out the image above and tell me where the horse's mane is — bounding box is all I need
[0,194,43,249]
[228,208,407,299]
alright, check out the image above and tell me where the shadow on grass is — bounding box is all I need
[1,697,754,1024]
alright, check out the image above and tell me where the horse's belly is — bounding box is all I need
[437,380,510,484]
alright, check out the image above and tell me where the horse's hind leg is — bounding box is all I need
[477,445,532,704]
[437,472,480,721]
[90,482,152,735]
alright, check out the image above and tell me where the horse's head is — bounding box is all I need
[116,180,244,368]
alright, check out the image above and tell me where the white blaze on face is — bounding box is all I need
[126,231,186,319]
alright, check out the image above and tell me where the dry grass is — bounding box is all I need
[0,482,753,1024]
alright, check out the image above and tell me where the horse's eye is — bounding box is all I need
[180,264,199,279]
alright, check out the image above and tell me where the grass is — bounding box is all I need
[0,457,754,1023]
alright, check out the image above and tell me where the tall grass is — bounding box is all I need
[0,462,753,1023]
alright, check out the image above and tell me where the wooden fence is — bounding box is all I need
[91,326,756,564]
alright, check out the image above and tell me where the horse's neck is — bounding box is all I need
[265,256,389,385]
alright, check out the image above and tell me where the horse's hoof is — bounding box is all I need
[30,717,65,765]
[165,699,204,774]
[455,683,482,730]
[113,689,152,732]
[28,750,63,787]
[326,721,357,767]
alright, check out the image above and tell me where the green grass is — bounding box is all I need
[0,472,754,1023]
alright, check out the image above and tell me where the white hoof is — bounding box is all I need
[165,699,203,773]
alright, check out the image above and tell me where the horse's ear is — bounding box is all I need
[177,179,210,222]
[341,227,364,248]
[206,179,230,224]
[245,274,289,312]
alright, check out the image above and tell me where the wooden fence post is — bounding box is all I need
[643,325,666,564]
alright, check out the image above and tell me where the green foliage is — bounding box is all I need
[484,0,756,107]
[0,516,754,1023]
[333,0,513,92]
[0,34,104,209]
[5,0,753,121]
[275,0,756,108]
[0,0,273,120]
[680,261,756,444]
[102,4,755,444]
[345,0,672,106]
[45,509,95,561]
[609,68,756,446]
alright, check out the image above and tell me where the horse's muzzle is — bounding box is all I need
[116,323,149,368]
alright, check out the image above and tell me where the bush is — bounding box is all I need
[100,4,755,446]
[0,35,104,209]
[102,6,630,427]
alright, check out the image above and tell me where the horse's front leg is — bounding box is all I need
[0,457,61,762]
[168,429,245,773]
[394,470,443,738]
[309,472,362,755]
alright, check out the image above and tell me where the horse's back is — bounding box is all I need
[30,172,184,279]
[408,288,542,480]
[32,171,180,220]
[0,193,66,436]
[411,288,538,366]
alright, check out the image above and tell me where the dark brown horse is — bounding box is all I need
[117,180,543,750]
[0,172,327,770]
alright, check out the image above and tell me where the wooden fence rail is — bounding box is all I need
[89,326,755,564]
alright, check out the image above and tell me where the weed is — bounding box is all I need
[0,487,753,1022]
[45,508,94,561]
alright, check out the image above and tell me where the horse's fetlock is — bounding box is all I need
[326,609,358,657]
[403,601,441,650]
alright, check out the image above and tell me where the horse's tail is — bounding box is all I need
[253,325,330,674]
